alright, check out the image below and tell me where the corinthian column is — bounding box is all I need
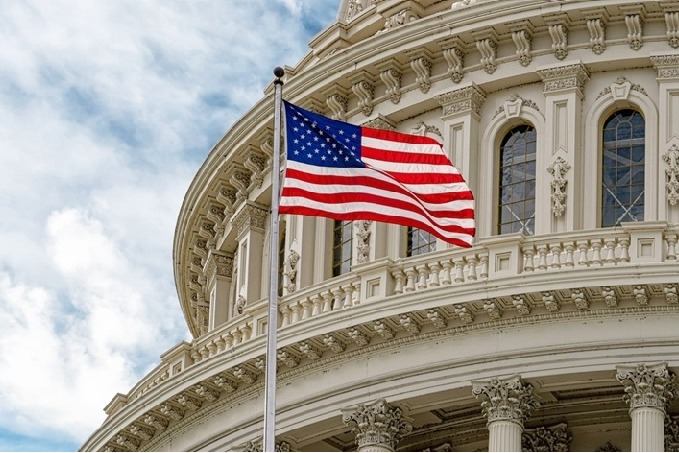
[341,399,413,452]
[616,363,677,452]
[472,375,539,452]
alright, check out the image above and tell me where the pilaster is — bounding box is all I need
[536,62,589,234]
[651,54,679,223]
[616,362,677,452]
[472,375,539,452]
[203,250,233,329]
[342,399,413,452]
[232,202,267,311]
[435,83,485,243]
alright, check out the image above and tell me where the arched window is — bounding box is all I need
[407,227,436,257]
[497,125,536,235]
[332,220,352,277]
[601,109,645,227]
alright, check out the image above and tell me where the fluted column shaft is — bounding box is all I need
[488,419,522,452]
[630,406,665,452]
[616,362,677,452]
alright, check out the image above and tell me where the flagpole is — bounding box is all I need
[263,67,284,453]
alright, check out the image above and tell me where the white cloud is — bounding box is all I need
[0,0,338,449]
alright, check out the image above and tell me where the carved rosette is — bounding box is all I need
[663,144,679,205]
[616,363,677,412]
[342,399,413,452]
[472,375,539,426]
[547,157,571,217]
[355,220,372,264]
[522,423,571,452]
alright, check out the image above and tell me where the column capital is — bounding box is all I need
[435,83,486,119]
[472,375,539,426]
[536,62,589,98]
[650,53,679,80]
[203,250,233,285]
[232,202,268,238]
[342,398,413,452]
[616,362,677,412]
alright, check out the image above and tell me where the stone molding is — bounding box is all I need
[537,62,589,98]
[435,84,486,118]
[232,203,267,238]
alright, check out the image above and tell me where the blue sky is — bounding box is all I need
[0,1,337,451]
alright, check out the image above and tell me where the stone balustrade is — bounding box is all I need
[107,222,679,417]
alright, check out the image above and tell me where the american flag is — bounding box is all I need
[279,101,475,248]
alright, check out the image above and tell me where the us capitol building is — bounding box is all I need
[82,0,679,451]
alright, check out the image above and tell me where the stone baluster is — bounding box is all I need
[472,375,539,452]
[342,399,413,452]
[616,363,677,452]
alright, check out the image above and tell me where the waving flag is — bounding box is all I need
[280,101,475,248]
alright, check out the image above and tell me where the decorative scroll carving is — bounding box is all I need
[616,363,677,411]
[472,375,539,425]
[482,300,502,320]
[663,144,679,205]
[602,286,618,307]
[666,415,679,452]
[399,314,420,334]
[587,17,606,54]
[596,441,621,452]
[570,288,588,309]
[346,0,371,22]
[512,295,531,315]
[542,291,559,311]
[451,0,476,9]
[666,12,679,48]
[374,319,394,339]
[436,85,486,118]
[522,423,571,452]
[624,13,643,50]
[355,220,372,263]
[379,8,419,33]
[347,326,370,346]
[475,37,497,73]
[363,115,397,131]
[408,49,433,93]
[217,185,238,217]
[548,23,568,60]
[326,91,348,121]
[229,166,252,203]
[323,334,346,353]
[277,350,299,368]
[633,285,648,306]
[342,399,413,452]
[410,121,442,138]
[512,29,532,66]
[243,148,267,189]
[115,434,140,450]
[299,340,321,360]
[665,284,679,304]
[351,73,375,117]
[378,62,402,104]
[547,157,570,217]
[427,308,448,329]
[453,304,474,324]
[442,45,464,83]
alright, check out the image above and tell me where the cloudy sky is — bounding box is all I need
[0,1,337,451]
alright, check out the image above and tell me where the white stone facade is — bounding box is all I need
[82,1,679,451]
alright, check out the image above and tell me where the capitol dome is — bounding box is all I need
[82,0,679,451]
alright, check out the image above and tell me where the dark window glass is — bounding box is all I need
[332,220,352,277]
[497,125,537,235]
[407,227,436,257]
[602,109,645,227]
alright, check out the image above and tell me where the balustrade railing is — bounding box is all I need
[112,223,678,414]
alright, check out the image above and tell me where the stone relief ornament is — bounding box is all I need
[663,144,679,205]
[547,157,570,217]
[666,416,679,452]
[667,12,679,48]
[235,295,246,314]
[596,441,621,452]
[587,17,606,54]
[443,45,464,83]
[342,399,413,451]
[283,249,300,293]
[522,423,572,452]
[476,37,497,74]
[355,220,372,263]
[472,375,539,424]
[410,121,442,138]
[616,363,677,410]
[625,13,643,50]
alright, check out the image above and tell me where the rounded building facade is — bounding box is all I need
[83,1,679,451]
